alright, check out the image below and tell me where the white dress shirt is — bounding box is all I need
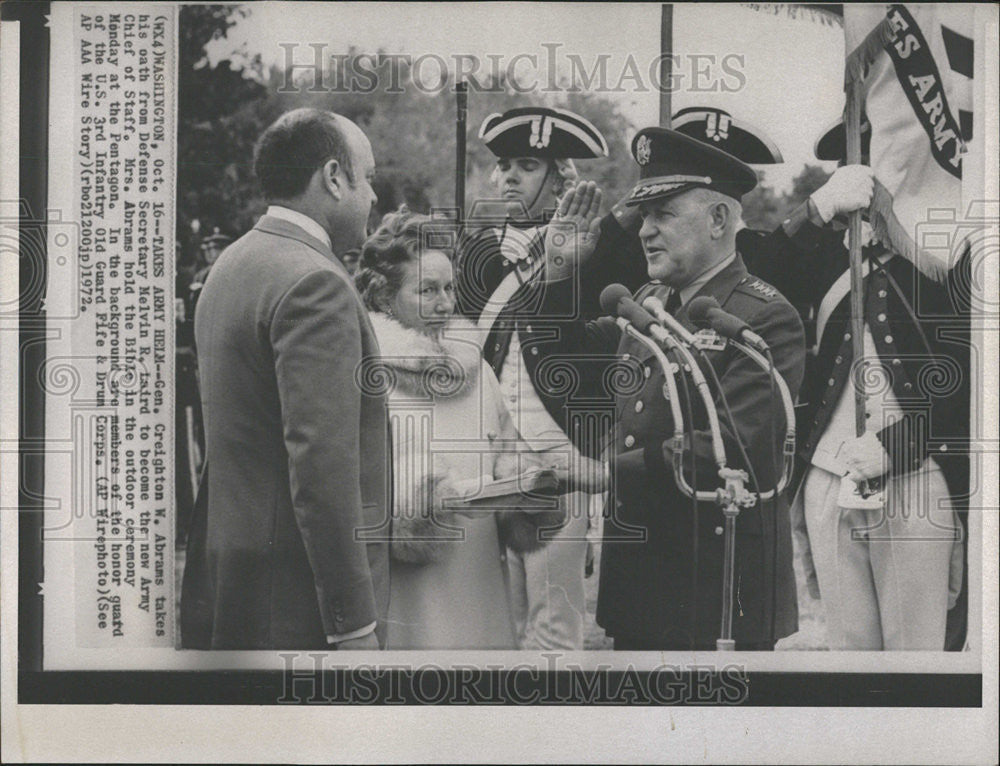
[266,205,333,251]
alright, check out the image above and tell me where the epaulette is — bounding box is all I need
[737,275,780,301]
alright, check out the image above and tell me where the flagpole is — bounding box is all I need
[455,80,468,221]
[844,81,867,441]
[659,4,672,127]
[844,69,884,504]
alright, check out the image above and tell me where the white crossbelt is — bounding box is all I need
[813,252,893,354]
[475,225,545,347]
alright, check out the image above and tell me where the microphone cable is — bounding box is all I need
[765,346,779,644]
[694,348,761,627]
[666,343,700,650]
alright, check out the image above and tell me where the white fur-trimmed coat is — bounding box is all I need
[368,312,523,648]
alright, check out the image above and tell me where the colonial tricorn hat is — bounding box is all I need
[478,107,608,159]
[671,107,783,164]
[625,127,758,206]
[200,228,233,248]
[814,115,872,161]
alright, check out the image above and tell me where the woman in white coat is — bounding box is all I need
[356,209,605,649]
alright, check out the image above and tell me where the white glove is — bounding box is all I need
[840,430,890,482]
[810,165,875,224]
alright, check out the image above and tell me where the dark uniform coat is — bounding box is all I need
[753,220,972,650]
[453,205,806,458]
[542,255,806,648]
[181,215,390,649]
[454,208,649,459]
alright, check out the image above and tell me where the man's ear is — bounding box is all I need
[708,200,730,239]
[322,158,342,200]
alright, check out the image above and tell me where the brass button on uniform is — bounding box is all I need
[714,526,723,536]
[877,313,887,322]
[530,346,539,356]
[624,435,635,448]
[623,353,631,361]
[885,335,893,344]
[635,400,644,413]
[878,289,887,298]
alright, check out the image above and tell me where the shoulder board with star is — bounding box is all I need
[737,276,780,302]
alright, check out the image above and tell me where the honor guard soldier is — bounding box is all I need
[187,228,233,327]
[455,106,632,651]
[772,119,969,650]
[540,127,806,650]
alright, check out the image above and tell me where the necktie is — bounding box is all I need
[664,289,682,316]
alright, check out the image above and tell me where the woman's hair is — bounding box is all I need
[355,206,452,312]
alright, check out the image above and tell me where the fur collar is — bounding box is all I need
[368,312,482,398]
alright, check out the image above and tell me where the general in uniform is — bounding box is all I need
[541,127,806,650]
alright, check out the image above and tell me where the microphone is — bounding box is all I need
[642,296,698,346]
[687,296,769,352]
[600,284,673,344]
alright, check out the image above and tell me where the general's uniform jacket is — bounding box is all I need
[543,255,806,646]
[454,210,649,459]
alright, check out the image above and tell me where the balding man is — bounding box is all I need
[181,109,388,650]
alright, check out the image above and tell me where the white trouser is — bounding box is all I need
[801,462,963,650]
[505,491,589,651]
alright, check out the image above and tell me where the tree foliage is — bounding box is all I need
[742,164,833,231]
[177,6,833,253]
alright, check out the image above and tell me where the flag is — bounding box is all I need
[844,4,974,281]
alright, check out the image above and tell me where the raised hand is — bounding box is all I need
[544,181,603,281]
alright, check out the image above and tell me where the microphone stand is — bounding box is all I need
[644,306,794,651]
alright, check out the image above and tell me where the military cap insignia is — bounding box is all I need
[636,134,652,165]
[705,111,731,142]
[529,116,553,149]
[626,127,758,205]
